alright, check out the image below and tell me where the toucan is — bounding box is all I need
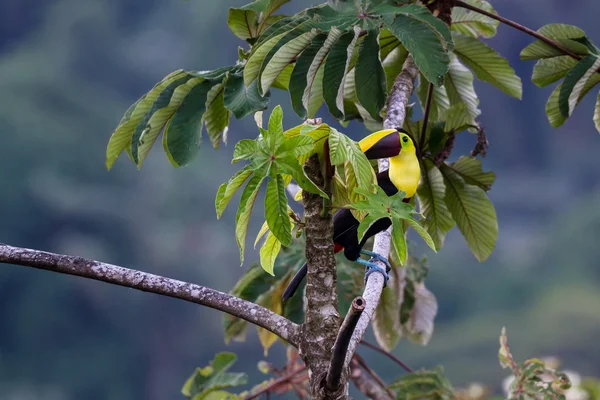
[281,128,420,301]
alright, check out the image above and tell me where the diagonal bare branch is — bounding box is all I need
[0,243,300,346]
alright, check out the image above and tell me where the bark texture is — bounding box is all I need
[298,155,342,399]
[0,243,300,345]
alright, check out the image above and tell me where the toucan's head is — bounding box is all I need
[359,128,415,160]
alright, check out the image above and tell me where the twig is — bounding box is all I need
[420,82,434,153]
[326,297,366,391]
[243,367,307,400]
[353,353,395,399]
[454,0,581,60]
[0,243,300,346]
[342,55,420,374]
[359,340,414,373]
[350,360,393,400]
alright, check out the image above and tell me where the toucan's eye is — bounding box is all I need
[402,136,408,143]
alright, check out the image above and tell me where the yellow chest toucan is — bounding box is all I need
[282,129,420,301]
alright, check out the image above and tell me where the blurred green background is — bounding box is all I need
[1,1,600,399]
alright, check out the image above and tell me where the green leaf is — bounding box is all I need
[259,24,318,95]
[391,217,407,265]
[228,8,259,41]
[265,174,292,246]
[277,135,315,157]
[245,31,289,86]
[289,33,328,118]
[447,156,495,191]
[373,280,402,351]
[595,91,600,133]
[531,56,577,88]
[181,352,248,399]
[216,166,254,219]
[329,128,375,191]
[440,164,497,262]
[520,24,589,61]
[236,175,266,265]
[416,159,455,250]
[268,104,284,139]
[402,282,438,346]
[277,155,328,198]
[303,28,343,117]
[388,367,454,399]
[106,70,186,170]
[224,73,271,119]
[323,27,361,119]
[451,0,498,39]
[233,139,258,163]
[453,32,522,99]
[204,83,230,149]
[558,54,600,117]
[382,40,409,93]
[355,28,386,120]
[417,73,450,124]
[444,54,480,122]
[259,231,282,276]
[385,8,450,86]
[546,67,600,128]
[162,80,214,168]
[357,214,381,243]
[406,218,437,252]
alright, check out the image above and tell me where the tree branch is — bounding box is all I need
[350,361,393,400]
[353,353,395,399]
[454,0,581,60]
[0,243,300,346]
[342,55,420,373]
[243,367,307,400]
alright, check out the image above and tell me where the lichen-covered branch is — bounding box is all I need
[298,154,341,398]
[0,243,300,346]
[350,362,393,400]
[343,55,420,372]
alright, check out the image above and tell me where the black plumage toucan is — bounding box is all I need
[282,128,420,301]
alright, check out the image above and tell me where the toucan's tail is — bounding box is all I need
[282,262,307,301]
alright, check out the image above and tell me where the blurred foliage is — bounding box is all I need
[2,0,600,399]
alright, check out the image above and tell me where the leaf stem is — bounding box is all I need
[243,367,307,400]
[453,0,581,60]
[359,340,414,373]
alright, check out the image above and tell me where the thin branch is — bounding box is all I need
[420,82,434,153]
[454,0,581,60]
[243,367,307,400]
[350,360,393,400]
[326,297,366,391]
[0,243,300,346]
[342,55,420,374]
[360,340,414,374]
[353,353,395,399]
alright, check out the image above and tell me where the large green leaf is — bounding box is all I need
[181,352,247,399]
[329,128,375,190]
[259,20,319,94]
[265,174,292,247]
[385,6,451,86]
[595,91,600,133]
[204,82,230,149]
[355,29,386,120]
[391,218,408,265]
[451,0,498,39]
[228,8,259,41]
[558,54,600,117]
[382,40,409,93]
[417,73,450,124]
[444,54,480,123]
[453,32,522,99]
[216,165,254,219]
[440,164,497,262]
[446,156,495,191]
[224,72,270,119]
[546,71,600,128]
[520,24,589,61]
[388,367,454,399]
[244,31,290,85]
[303,28,343,117]
[162,80,214,167]
[289,33,327,118]
[235,175,266,265]
[323,27,360,119]
[259,231,282,276]
[106,70,187,169]
[531,56,578,88]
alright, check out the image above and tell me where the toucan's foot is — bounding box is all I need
[359,250,392,272]
[355,258,390,287]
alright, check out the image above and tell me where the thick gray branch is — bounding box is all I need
[343,55,419,371]
[0,243,300,346]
